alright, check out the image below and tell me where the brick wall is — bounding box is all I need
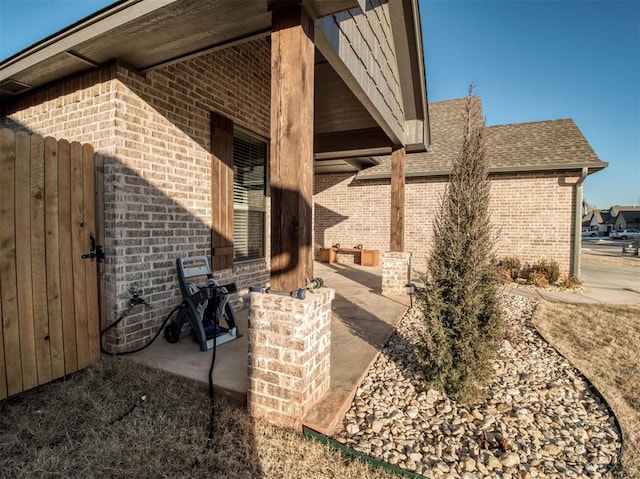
[1,65,119,149]
[488,171,578,275]
[248,288,333,428]
[314,170,580,277]
[3,39,272,349]
[381,252,412,295]
[314,173,390,254]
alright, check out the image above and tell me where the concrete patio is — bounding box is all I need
[129,261,410,434]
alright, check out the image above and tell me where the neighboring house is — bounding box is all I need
[315,98,607,277]
[582,209,611,235]
[610,205,640,217]
[1,0,429,350]
[613,209,640,231]
[586,206,640,234]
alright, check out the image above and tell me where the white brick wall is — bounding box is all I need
[248,288,333,428]
[314,170,580,277]
[4,39,272,349]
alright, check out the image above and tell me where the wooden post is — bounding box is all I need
[390,146,405,252]
[269,4,315,291]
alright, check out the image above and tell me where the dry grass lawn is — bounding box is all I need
[533,301,640,479]
[0,357,397,479]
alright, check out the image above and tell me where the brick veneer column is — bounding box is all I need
[382,252,412,296]
[247,287,333,428]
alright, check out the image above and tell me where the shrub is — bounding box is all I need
[559,274,582,289]
[416,87,503,404]
[526,271,549,287]
[497,256,522,281]
[536,259,560,284]
[524,259,560,285]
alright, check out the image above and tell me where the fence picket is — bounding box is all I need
[30,134,53,385]
[83,145,100,364]
[70,142,90,370]
[0,129,18,398]
[95,154,106,352]
[57,139,78,375]
[0,283,5,400]
[14,131,38,391]
[44,136,65,380]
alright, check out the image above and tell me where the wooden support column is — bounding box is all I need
[269,4,315,291]
[390,146,406,252]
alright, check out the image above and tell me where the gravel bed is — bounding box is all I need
[509,281,586,294]
[333,293,621,478]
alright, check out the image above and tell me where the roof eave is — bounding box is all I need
[355,161,609,180]
[488,162,608,175]
[0,0,363,97]
[389,0,429,152]
[0,0,176,80]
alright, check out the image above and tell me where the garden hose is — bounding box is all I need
[100,301,181,356]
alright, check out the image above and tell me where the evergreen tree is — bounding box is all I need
[417,86,503,403]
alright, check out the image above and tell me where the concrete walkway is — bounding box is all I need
[127,251,636,436]
[129,261,410,433]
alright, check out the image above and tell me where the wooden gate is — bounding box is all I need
[0,128,104,400]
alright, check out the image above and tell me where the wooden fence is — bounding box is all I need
[0,128,103,400]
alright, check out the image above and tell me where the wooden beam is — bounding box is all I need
[269,4,315,291]
[390,146,405,252]
[313,127,393,159]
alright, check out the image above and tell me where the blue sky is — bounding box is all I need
[420,0,639,209]
[1,0,638,208]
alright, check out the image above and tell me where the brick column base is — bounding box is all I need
[382,252,412,296]
[247,288,334,428]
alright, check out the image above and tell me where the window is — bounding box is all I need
[233,130,266,261]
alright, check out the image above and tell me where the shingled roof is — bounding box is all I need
[356,98,607,179]
[618,210,640,224]
[611,205,640,216]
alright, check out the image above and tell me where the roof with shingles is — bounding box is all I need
[611,205,640,216]
[618,210,640,223]
[597,210,611,224]
[588,210,613,225]
[357,98,607,179]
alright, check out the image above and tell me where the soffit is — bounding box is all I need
[0,0,360,97]
[0,0,411,163]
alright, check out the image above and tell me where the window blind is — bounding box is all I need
[233,131,266,261]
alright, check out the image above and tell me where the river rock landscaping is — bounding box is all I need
[334,293,621,478]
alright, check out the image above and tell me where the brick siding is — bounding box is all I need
[314,171,580,277]
[248,288,333,428]
[3,39,272,350]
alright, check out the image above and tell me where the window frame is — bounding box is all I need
[232,126,268,264]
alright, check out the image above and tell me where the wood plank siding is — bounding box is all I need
[211,113,235,271]
[316,0,405,143]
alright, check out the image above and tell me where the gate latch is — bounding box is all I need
[81,233,105,263]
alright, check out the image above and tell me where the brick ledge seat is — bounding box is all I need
[318,247,379,267]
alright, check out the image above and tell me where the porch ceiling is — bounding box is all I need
[0,0,421,168]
